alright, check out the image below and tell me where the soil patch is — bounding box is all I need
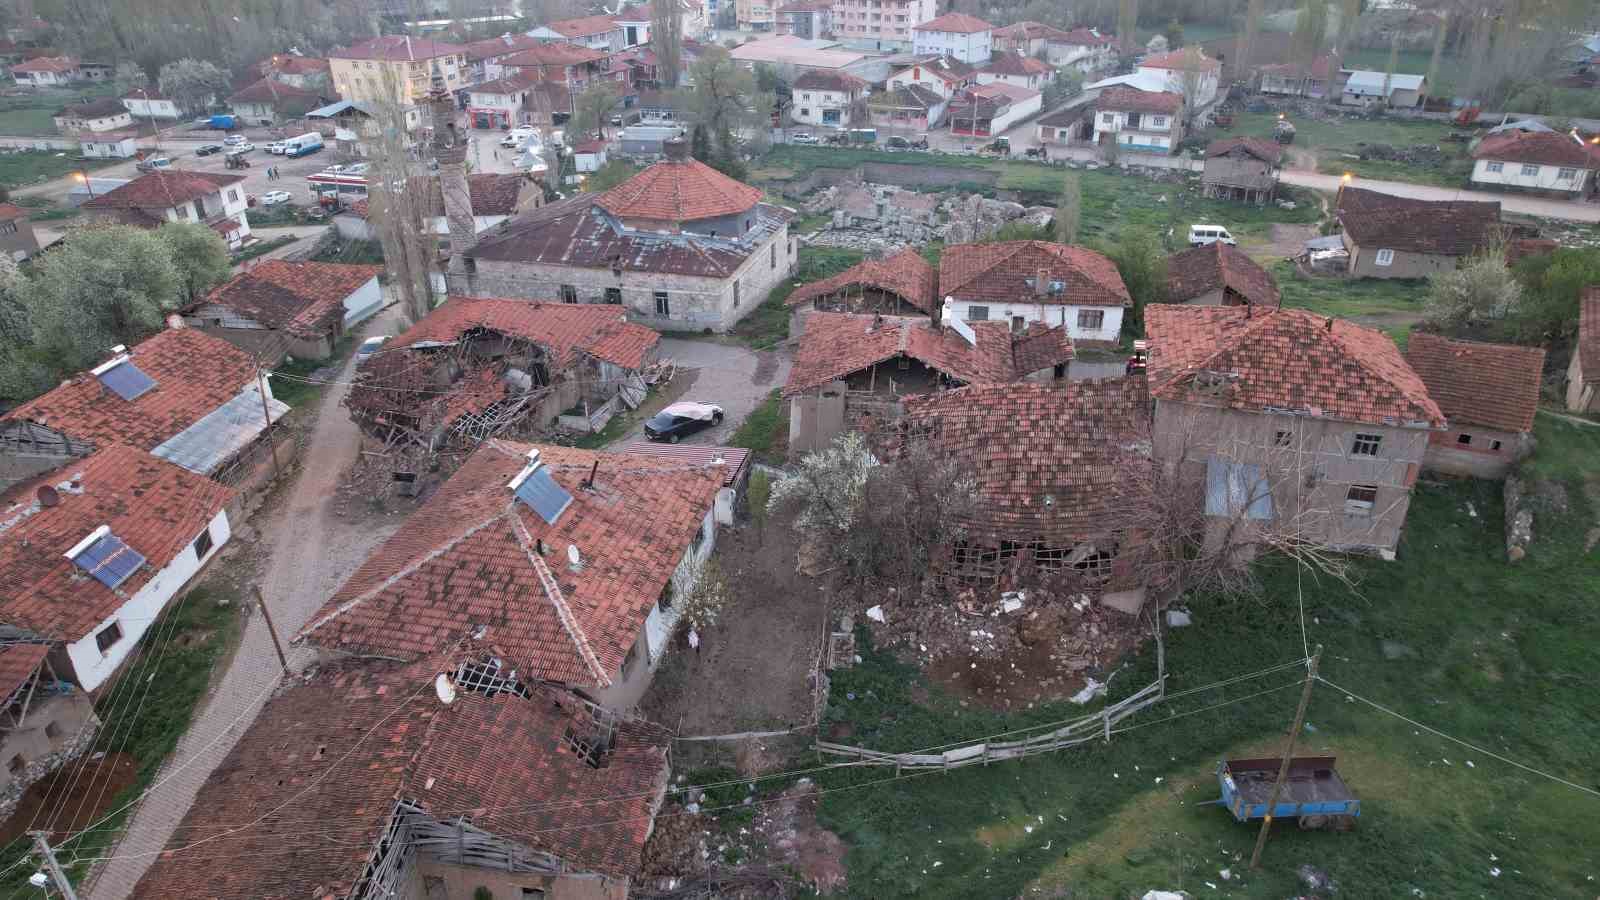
[639,514,827,735]
[0,752,137,844]
[1254,222,1321,260]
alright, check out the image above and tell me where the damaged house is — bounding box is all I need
[297,442,723,711]
[345,297,661,452]
[1201,137,1284,204]
[1164,242,1281,308]
[1336,187,1500,280]
[180,260,384,364]
[940,240,1131,343]
[784,247,938,334]
[783,308,1074,454]
[1404,332,1545,479]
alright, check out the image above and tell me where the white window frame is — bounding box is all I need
[967,305,990,321]
[1484,161,1503,173]
[1520,163,1540,176]
[1557,167,1578,181]
[1374,248,1395,267]
[1345,484,1377,517]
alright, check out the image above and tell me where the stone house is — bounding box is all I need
[51,98,132,135]
[1202,137,1284,204]
[129,651,671,900]
[785,247,937,334]
[460,140,794,334]
[1470,131,1600,198]
[940,240,1130,344]
[1567,289,1600,413]
[783,309,1075,453]
[913,13,994,64]
[0,643,98,821]
[81,168,253,250]
[0,203,40,261]
[0,443,233,692]
[1165,242,1281,308]
[1092,86,1184,155]
[1145,305,1445,558]
[180,261,384,363]
[1336,187,1500,280]
[792,69,868,129]
[1404,332,1545,478]
[297,442,723,712]
[1256,54,1340,98]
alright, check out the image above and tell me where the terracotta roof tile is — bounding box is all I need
[55,98,127,119]
[390,297,660,370]
[982,53,1054,77]
[467,69,540,93]
[0,644,49,700]
[1165,243,1281,308]
[1140,48,1221,72]
[914,12,994,33]
[81,169,245,211]
[1580,288,1600,378]
[1058,27,1116,46]
[0,203,28,221]
[129,655,671,899]
[939,241,1130,307]
[1473,131,1600,168]
[297,442,721,690]
[1097,85,1182,113]
[899,378,1151,545]
[596,158,763,223]
[12,55,76,73]
[3,328,261,452]
[1145,305,1445,427]
[993,21,1073,42]
[1336,187,1500,257]
[461,33,545,61]
[0,444,232,642]
[194,261,381,339]
[329,35,465,60]
[227,77,324,104]
[793,69,868,93]
[499,43,609,67]
[786,248,937,313]
[542,13,620,36]
[1205,136,1284,164]
[1404,332,1544,433]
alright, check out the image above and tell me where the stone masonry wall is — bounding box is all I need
[0,713,100,822]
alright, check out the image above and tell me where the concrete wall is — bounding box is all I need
[1153,400,1429,556]
[1343,234,1458,280]
[1422,425,1524,479]
[65,508,231,691]
[0,694,97,821]
[1567,353,1599,413]
[945,297,1124,343]
[1470,158,1590,196]
[413,858,628,900]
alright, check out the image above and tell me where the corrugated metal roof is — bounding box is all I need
[152,386,288,475]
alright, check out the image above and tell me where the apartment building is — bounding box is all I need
[832,0,937,51]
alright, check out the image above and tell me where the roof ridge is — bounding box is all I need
[1320,316,1437,422]
[508,509,611,686]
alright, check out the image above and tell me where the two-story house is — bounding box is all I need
[465,69,540,128]
[978,51,1054,92]
[254,54,331,91]
[941,240,1130,343]
[1048,27,1117,72]
[1136,47,1220,111]
[461,33,545,83]
[497,43,619,94]
[776,0,833,39]
[530,14,626,51]
[947,81,1041,137]
[51,98,132,135]
[791,69,867,128]
[1092,86,1184,154]
[884,54,975,99]
[912,12,993,64]
[81,169,252,249]
[1470,130,1600,198]
[121,89,184,119]
[991,21,1069,57]
[328,35,467,107]
[1145,305,1445,559]
[227,77,327,125]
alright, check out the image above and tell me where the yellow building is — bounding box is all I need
[328,35,468,107]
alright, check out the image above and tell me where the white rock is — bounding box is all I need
[1140,892,1189,900]
[1166,609,1193,627]
[866,605,885,622]
[1069,678,1106,704]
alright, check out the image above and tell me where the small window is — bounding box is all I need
[653,291,670,317]
[7,755,23,775]
[967,305,989,321]
[1151,115,1166,126]
[95,621,123,654]
[1374,248,1395,267]
[1351,433,1382,456]
[1490,439,1503,451]
[1521,164,1539,176]
[733,281,741,307]
[744,218,751,232]
[604,287,622,304]
[1273,429,1292,447]
[1053,362,1066,378]
[1485,161,1504,173]
[771,243,777,268]
[1345,484,1378,516]
[1456,433,1472,445]
[1076,309,1104,330]
[193,527,214,559]
[44,721,61,740]
[1011,315,1026,333]
[1557,167,1578,181]
[1100,112,1114,124]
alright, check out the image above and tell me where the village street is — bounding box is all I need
[608,338,792,448]
[84,307,405,900]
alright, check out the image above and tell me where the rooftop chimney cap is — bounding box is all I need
[662,138,690,161]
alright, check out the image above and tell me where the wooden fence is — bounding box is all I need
[814,678,1164,770]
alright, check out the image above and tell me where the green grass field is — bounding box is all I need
[1219,111,1472,188]
[1272,260,1425,341]
[0,151,120,190]
[0,82,125,137]
[807,413,1600,899]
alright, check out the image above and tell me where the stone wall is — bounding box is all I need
[0,709,100,822]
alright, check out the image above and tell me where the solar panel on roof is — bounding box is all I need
[96,361,157,401]
[70,533,147,590]
[513,466,573,526]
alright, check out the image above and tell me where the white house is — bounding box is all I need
[11,55,79,86]
[791,69,869,128]
[79,131,139,159]
[1048,27,1117,72]
[886,55,977,100]
[977,51,1055,92]
[1136,48,1221,110]
[0,444,232,693]
[613,4,653,46]
[1470,130,1600,197]
[573,138,608,172]
[121,89,184,119]
[1092,86,1184,154]
[912,12,994,64]
[947,82,1041,137]
[529,14,626,52]
[51,98,133,135]
[81,169,252,249]
[1341,69,1426,108]
[939,240,1131,344]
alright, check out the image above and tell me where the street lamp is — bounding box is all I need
[1336,171,1351,208]
[74,170,94,201]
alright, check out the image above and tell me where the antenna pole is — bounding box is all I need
[257,365,281,476]
[1249,644,1322,869]
[254,585,291,677]
[30,831,79,900]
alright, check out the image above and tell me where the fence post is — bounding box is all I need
[1103,708,1111,743]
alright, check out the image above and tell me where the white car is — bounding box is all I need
[266,141,287,154]
[260,190,293,206]
[223,134,247,146]
[1189,224,1238,247]
[230,142,255,153]
[790,132,817,144]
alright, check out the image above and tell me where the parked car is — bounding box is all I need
[266,141,287,154]
[135,156,172,172]
[790,132,817,144]
[195,144,224,156]
[885,136,926,151]
[1188,224,1238,247]
[229,142,255,153]
[609,114,624,126]
[223,134,247,147]
[356,335,389,360]
[260,190,293,205]
[643,401,724,443]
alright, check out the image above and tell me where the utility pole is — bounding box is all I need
[1249,644,1322,870]
[256,366,280,476]
[29,831,79,900]
[253,586,291,677]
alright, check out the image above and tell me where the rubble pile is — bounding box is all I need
[800,179,1054,253]
[1355,142,1449,165]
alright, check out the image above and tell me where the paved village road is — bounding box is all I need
[86,308,405,900]
[608,338,792,448]
[1277,170,1600,222]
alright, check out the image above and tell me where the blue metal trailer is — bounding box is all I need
[1214,756,1360,830]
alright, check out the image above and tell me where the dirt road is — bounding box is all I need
[1278,170,1600,222]
[84,308,404,900]
[608,338,791,447]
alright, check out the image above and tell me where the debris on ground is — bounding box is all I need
[1355,142,1449,166]
[1299,863,1338,893]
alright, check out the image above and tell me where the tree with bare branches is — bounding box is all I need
[651,0,684,88]
[365,66,438,325]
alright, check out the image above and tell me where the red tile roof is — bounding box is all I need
[620,443,750,486]
[1097,85,1182,114]
[55,98,128,119]
[541,13,621,36]
[227,77,324,104]
[259,55,329,74]
[782,312,1071,395]
[0,644,49,701]
[786,248,937,313]
[461,33,546,61]
[992,21,1073,42]
[1205,136,1285,164]
[128,656,672,900]
[1145,305,1445,427]
[596,157,763,224]
[1140,48,1221,72]
[1258,53,1339,80]
[194,261,381,339]
[914,12,994,33]
[0,203,28,221]
[1473,130,1600,168]
[1404,332,1544,434]
[11,55,76,74]
[3,328,260,452]
[0,444,232,642]
[329,35,465,61]
[982,53,1054,77]
[939,241,1130,307]
[1336,187,1500,257]
[499,43,610,68]
[1058,27,1116,46]
[468,69,540,94]
[1165,242,1281,308]
[81,169,245,211]
[793,69,868,93]
[390,297,660,370]
[1579,288,1600,380]
[899,378,1152,546]
[297,442,721,689]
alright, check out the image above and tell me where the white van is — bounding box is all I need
[1189,224,1238,247]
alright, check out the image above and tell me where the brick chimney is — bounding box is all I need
[429,67,475,295]
[662,137,690,162]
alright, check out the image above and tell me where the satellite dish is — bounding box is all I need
[36,485,59,508]
[433,673,457,705]
[567,543,582,568]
